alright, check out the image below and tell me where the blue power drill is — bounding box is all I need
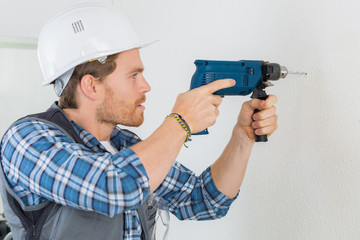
[190,59,289,142]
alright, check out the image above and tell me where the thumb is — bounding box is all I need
[249,95,278,110]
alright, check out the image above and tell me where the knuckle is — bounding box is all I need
[270,115,276,122]
[177,93,184,99]
[273,95,279,103]
[206,116,215,126]
[272,107,277,115]
[211,118,217,126]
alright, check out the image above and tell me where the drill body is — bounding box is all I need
[190,59,288,141]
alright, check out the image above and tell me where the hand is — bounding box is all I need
[172,79,235,133]
[234,95,278,142]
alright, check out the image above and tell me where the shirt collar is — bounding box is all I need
[71,121,141,152]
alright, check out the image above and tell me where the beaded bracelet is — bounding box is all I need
[166,113,192,148]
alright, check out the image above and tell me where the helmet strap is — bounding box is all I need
[54,68,75,97]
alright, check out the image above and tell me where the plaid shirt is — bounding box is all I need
[1,118,236,239]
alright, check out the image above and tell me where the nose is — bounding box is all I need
[140,75,151,93]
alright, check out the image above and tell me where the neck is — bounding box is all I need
[63,107,115,141]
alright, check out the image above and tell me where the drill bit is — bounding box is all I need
[288,71,307,76]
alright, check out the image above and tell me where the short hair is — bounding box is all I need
[58,53,118,109]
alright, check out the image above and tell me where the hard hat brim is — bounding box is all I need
[41,39,158,86]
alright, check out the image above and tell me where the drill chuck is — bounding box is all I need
[280,66,288,78]
[264,63,288,81]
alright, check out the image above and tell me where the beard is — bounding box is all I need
[96,86,146,127]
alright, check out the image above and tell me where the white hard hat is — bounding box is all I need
[38,3,151,96]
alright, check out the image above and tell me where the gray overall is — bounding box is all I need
[0,103,157,240]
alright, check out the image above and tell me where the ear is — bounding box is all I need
[79,74,102,100]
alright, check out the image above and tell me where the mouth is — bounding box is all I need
[137,104,145,111]
[136,97,146,110]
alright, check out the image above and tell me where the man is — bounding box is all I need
[0,3,278,240]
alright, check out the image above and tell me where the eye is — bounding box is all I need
[131,73,138,79]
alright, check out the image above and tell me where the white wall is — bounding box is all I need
[1,0,360,239]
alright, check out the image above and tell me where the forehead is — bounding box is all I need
[115,48,143,71]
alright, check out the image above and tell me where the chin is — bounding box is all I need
[124,116,144,127]
[135,117,145,127]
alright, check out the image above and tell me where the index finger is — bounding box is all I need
[202,79,236,94]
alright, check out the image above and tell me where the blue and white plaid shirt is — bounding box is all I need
[1,118,236,239]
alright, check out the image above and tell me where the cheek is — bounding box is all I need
[111,87,135,106]
[111,82,128,96]
[117,77,134,91]
[108,77,138,101]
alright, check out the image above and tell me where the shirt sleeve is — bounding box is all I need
[0,119,150,217]
[153,161,238,221]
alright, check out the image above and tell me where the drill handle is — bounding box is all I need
[251,84,268,142]
[254,107,268,142]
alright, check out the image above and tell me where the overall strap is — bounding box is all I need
[25,102,86,146]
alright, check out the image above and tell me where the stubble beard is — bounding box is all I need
[96,87,145,127]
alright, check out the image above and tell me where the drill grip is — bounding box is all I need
[254,95,268,142]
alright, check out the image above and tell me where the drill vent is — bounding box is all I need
[72,20,85,33]
[201,73,215,86]
[243,75,249,86]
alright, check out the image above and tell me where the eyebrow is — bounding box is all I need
[128,67,144,74]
